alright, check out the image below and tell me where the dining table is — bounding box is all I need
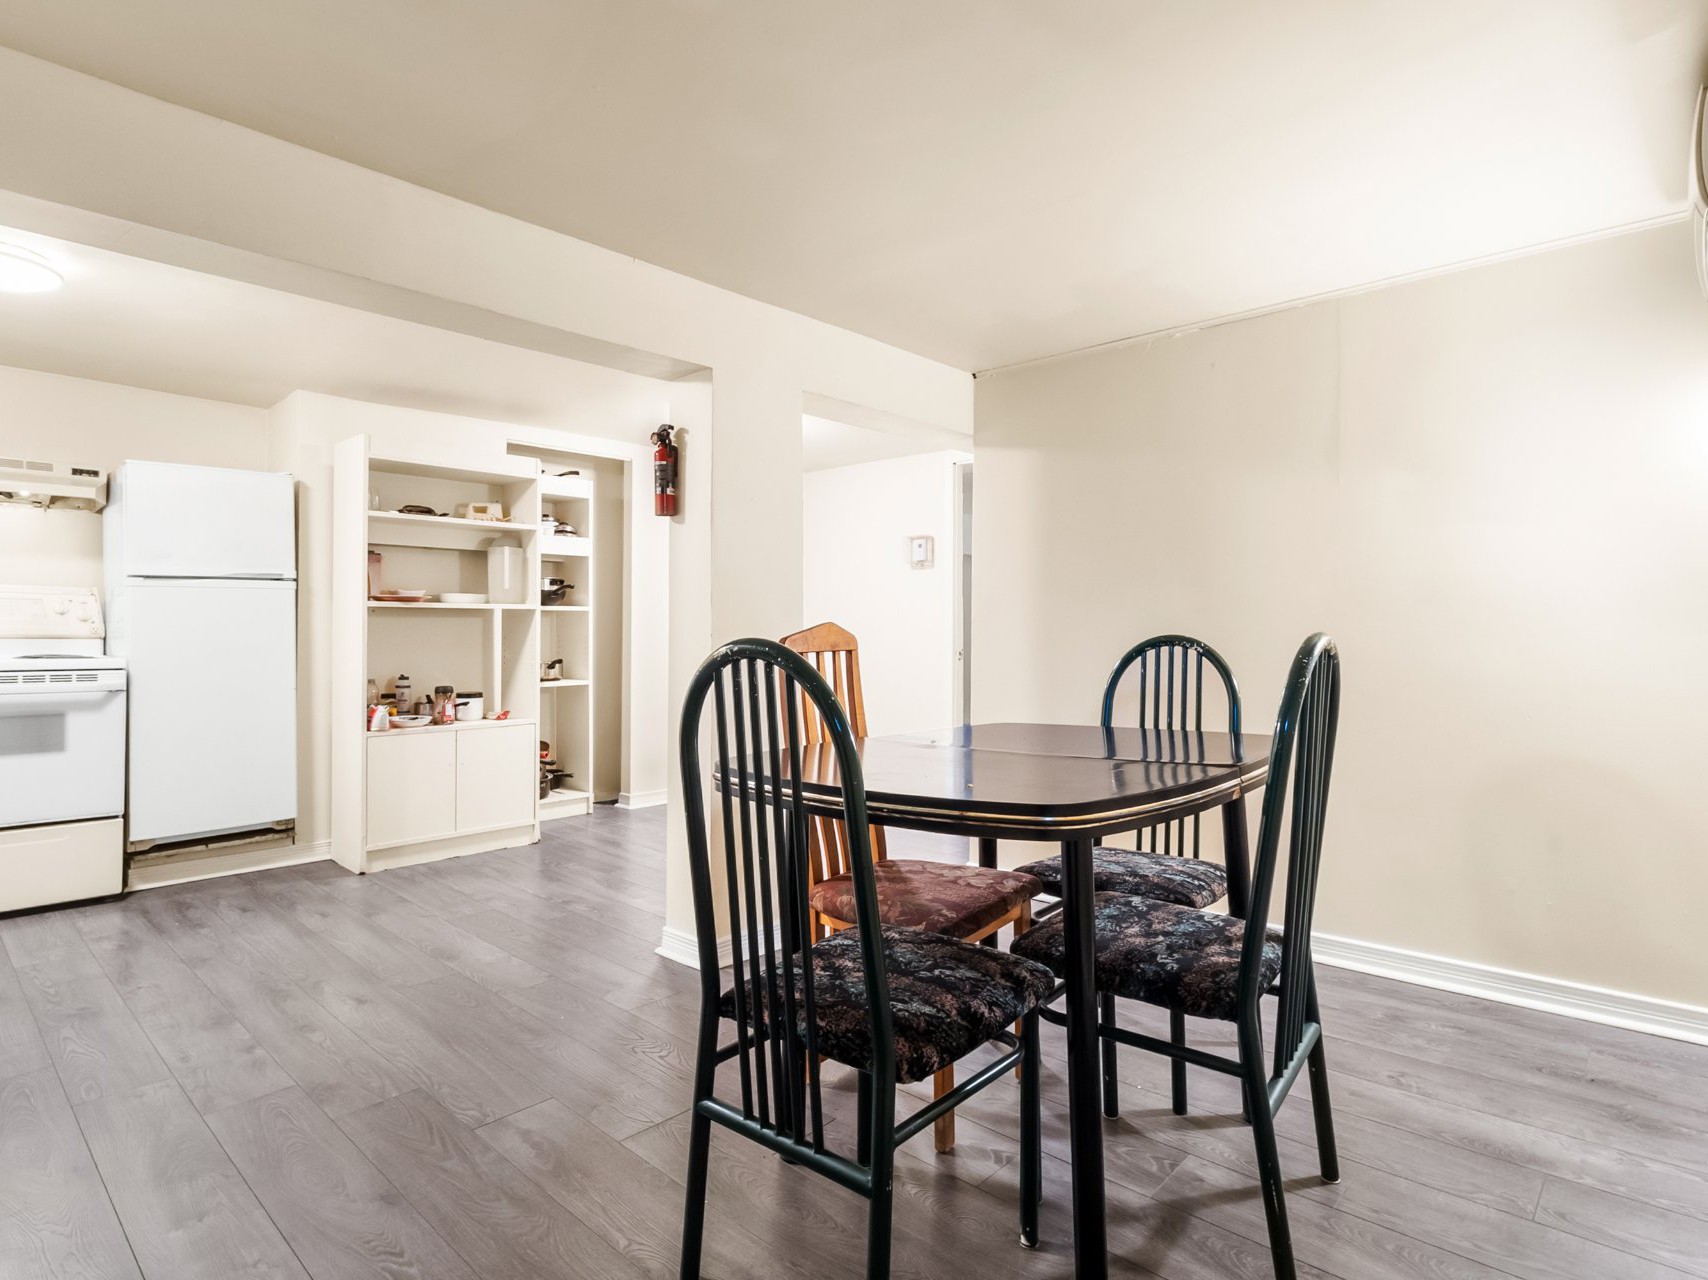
[788,721,1271,1280]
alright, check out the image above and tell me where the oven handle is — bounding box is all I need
[0,688,124,714]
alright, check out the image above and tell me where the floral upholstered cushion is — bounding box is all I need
[808,860,1041,937]
[719,925,1058,1083]
[1010,893,1280,1022]
[1013,848,1228,909]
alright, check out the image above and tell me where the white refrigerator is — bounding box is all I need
[104,461,298,849]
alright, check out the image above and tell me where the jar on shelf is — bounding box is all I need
[431,685,456,725]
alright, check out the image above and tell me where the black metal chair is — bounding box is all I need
[1013,633,1341,1280]
[677,639,1055,1280]
[1017,634,1243,909]
[1015,633,1244,1114]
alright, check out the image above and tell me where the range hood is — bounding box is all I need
[0,457,108,511]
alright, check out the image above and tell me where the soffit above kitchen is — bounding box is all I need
[0,1,1701,371]
[0,227,665,432]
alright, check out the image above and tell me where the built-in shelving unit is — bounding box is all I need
[531,466,595,818]
[332,438,599,874]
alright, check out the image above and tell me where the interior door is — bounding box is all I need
[123,580,297,846]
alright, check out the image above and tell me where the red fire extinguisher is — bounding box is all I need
[650,424,678,517]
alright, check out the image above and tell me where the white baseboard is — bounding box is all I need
[128,840,332,891]
[617,790,668,810]
[1314,932,1708,1047]
[657,924,730,969]
[657,923,785,971]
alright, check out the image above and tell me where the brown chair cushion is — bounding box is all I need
[809,860,1041,938]
[719,925,1057,1083]
[1014,847,1228,909]
[1011,893,1281,1022]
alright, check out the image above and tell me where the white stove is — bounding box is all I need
[0,585,126,912]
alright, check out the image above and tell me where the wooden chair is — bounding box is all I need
[677,640,1052,1279]
[780,622,1041,1152]
[1013,634,1342,1280]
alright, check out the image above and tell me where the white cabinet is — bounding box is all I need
[363,722,536,855]
[366,732,457,849]
[456,723,537,833]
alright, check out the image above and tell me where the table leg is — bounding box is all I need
[977,838,1001,946]
[1221,795,1252,920]
[1060,834,1108,1278]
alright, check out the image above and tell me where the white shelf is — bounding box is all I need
[541,604,590,613]
[367,717,535,738]
[540,533,592,558]
[367,601,533,612]
[540,678,589,689]
[370,454,536,484]
[539,789,591,818]
[368,509,533,550]
[539,475,594,500]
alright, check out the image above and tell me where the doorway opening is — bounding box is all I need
[800,413,971,859]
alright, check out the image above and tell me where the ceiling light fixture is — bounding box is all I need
[0,245,63,294]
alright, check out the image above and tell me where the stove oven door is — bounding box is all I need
[0,676,126,828]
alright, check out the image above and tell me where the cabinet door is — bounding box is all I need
[455,724,537,833]
[366,733,458,849]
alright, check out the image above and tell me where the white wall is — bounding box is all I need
[974,221,1708,1011]
[586,452,627,803]
[802,451,966,735]
[0,363,267,587]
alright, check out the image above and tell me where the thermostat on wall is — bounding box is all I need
[908,535,934,569]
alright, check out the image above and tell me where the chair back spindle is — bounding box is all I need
[681,639,895,1155]
[1101,634,1242,859]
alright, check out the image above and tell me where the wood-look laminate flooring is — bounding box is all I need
[2,806,1705,1279]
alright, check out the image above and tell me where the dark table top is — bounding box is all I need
[728,723,1270,840]
[894,723,1266,765]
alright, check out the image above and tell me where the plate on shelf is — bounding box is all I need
[438,592,488,604]
[390,715,432,728]
[372,589,431,602]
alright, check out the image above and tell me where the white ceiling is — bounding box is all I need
[0,226,666,435]
[0,2,1704,371]
[801,414,969,472]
